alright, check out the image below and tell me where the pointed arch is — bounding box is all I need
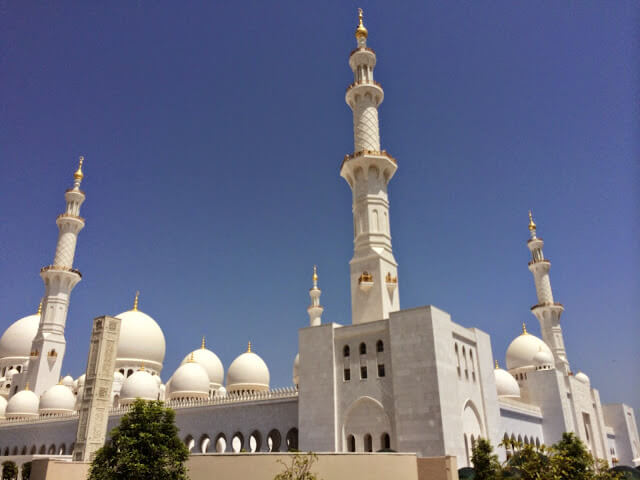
[342,396,391,452]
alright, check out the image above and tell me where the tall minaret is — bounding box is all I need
[340,9,399,324]
[24,157,87,396]
[308,265,323,326]
[526,212,570,375]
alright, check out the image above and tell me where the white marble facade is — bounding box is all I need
[1,10,638,473]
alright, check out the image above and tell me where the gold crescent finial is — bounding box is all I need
[528,210,537,232]
[201,336,206,349]
[74,156,84,180]
[355,8,368,40]
[495,360,499,369]
[25,382,30,391]
[58,377,63,385]
[312,265,318,285]
[132,291,140,311]
[140,361,145,371]
[522,322,528,335]
[247,341,252,353]
[37,298,43,315]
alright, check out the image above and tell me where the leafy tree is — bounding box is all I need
[20,462,30,480]
[274,451,322,480]
[471,437,503,480]
[548,433,594,480]
[1,461,18,480]
[88,399,189,480]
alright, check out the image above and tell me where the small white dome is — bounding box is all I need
[6,368,19,378]
[226,344,270,393]
[39,384,76,415]
[120,369,159,405]
[506,327,553,371]
[61,375,75,388]
[115,309,166,372]
[217,386,227,398]
[181,346,224,388]
[575,371,590,385]
[77,374,86,387]
[113,371,125,382]
[494,366,520,398]
[169,361,209,400]
[6,389,39,419]
[0,313,40,360]
[293,353,300,387]
[0,396,7,418]
[533,348,555,369]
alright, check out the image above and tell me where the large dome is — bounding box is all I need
[226,343,270,393]
[115,309,166,372]
[39,384,76,415]
[180,344,224,388]
[119,369,159,405]
[506,325,552,371]
[6,389,39,419]
[0,313,40,360]
[169,361,209,400]
[0,396,7,419]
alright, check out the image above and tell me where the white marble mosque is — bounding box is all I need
[0,9,638,472]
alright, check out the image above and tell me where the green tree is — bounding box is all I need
[471,437,503,480]
[88,399,189,480]
[548,433,594,480]
[274,452,322,480]
[20,462,30,480]
[1,461,18,480]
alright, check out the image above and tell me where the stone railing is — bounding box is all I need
[346,80,383,94]
[56,213,85,222]
[40,265,83,278]
[0,411,79,427]
[349,46,376,57]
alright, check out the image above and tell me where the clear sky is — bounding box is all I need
[2,2,638,414]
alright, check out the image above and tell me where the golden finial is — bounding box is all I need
[74,156,84,180]
[132,291,140,311]
[528,210,537,232]
[58,377,63,385]
[495,360,500,370]
[312,265,318,286]
[37,298,43,315]
[188,352,195,363]
[140,362,145,371]
[522,322,528,335]
[247,341,252,353]
[355,8,368,40]
[25,382,30,391]
[201,336,206,349]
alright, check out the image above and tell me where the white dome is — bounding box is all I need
[293,353,300,387]
[154,374,162,386]
[506,328,553,371]
[494,366,520,398]
[120,369,159,405]
[575,371,590,385]
[6,389,39,419]
[181,347,224,387]
[226,345,270,393]
[39,384,76,415]
[217,386,227,397]
[0,396,7,418]
[77,374,86,387]
[115,309,166,372]
[0,313,40,360]
[61,375,75,388]
[533,348,555,369]
[169,361,209,400]
[113,371,125,382]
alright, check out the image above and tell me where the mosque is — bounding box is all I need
[0,9,638,474]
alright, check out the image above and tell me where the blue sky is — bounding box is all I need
[1,2,638,413]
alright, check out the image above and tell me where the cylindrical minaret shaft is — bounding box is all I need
[340,10,400,324]
[21,157,87,396]
[308,265,324,326]
[526,212,570,375]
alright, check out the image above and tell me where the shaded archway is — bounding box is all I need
[215,433,227,453]
[184,435,195,453]
[285,428,298,451]
[267,429,281,452]
[249,431,262,452]
[342,396,390,452]
[199,435,211,453]
[231,433,244,453]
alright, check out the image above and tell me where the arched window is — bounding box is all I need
[347,435,356,452]
[286,428,299,451]
[455,343,461,377]
[200,435,210,453]
[184,435,195,453]
[462,346,469,379]
[376,340,384,352]
[249,431,262,452]
[359,343,367,355]
[231,433,244,453]
[381,433,391,450]
[364,434,372,452]
[215,434,227,453]
[343,345,350,357]
[267,430,281,452]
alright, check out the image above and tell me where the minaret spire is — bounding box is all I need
[308,265,324,326]
[526,212,570,374]
[340,10,400,324]
[23,156,87,396]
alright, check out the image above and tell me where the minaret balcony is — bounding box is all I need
[345,81,384,107]
[530,302,564,312]
[349,46,376,58]
[40,265,83,278]
[527,259,550,267]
